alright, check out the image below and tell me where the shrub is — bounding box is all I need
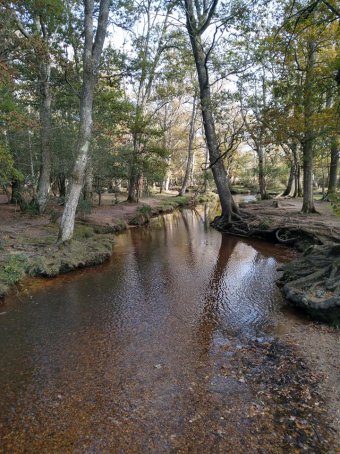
[329,193,340,216]
[77,199,92,218]
[0,254,28,285]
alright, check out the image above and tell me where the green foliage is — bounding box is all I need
[0,254,28,285]
[129,204,153,225]
[0,144,24,187]
[20,200,40,215]
[76,199,92,217]
[137,204,152,216]
[329,193,340,216]
[49,209,60,223]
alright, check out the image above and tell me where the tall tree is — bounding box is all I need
[124,0,172,202]
[183,0,239,223]
[58,0,110,242]
[7,1,65,213]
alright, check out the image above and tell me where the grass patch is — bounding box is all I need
[0,254,28,285]
[164,195,190,206]
[73,224,95,240]
[194,193,217,203]
[0,254,28,297]
[128,204,153,226]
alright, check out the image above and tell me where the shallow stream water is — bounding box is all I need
[0,207,337,453]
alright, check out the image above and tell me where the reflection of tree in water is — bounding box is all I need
[195,235,239,359]
[192,205,210,232]
[196,233,284,356]
[180,211,196,268]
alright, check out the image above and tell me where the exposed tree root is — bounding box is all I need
[278,244,340,324]
[211,213,324,249]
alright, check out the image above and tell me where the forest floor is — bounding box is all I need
[239,197,340,244]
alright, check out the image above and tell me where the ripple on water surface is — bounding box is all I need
[0,208,323,453]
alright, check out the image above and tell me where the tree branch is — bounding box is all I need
[198,0,219,35]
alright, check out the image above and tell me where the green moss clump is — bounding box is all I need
[195,193,217,203]
[0,254,28,285]
[0,254,28,298]
[258,220,271,230]
[73,224,95,239]
[138,204,152,216]
[128,204,152,226]
[163,195,190,207]
[28,237,113,277]
[329,193,340,216]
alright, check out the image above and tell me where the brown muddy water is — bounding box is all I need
[0,208,338,453]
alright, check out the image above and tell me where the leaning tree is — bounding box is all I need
[182,0,239,224]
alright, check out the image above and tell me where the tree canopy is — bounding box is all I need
[0,0,338,239]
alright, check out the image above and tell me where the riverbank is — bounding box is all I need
[0,192,216,300]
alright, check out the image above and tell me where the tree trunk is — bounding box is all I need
[282,159,295,197]
[257,146,267,199]
[127,157,137,202]
[301,41,317,213]
[184,0,237,221]
[35,61,52,214]
[292,144,300,198]
[163,175,170,192]
[180,92,197,196]
[127,133,139,202]
[10,179,22,205]
[297,165,303,197]
[301,139,316,212]
[57,173,66,199]
[58,0,110,242]
[328,138,339,195]
[83,162,93,201]
[203,146,210,193]
[282,144,299,197]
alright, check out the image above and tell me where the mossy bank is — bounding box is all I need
[0,193,216,301]
[0,227,113,299]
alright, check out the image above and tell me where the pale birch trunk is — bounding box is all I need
[58,0,110,242]
[36,60,52,213]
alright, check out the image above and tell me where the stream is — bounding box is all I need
[0,207,338,453]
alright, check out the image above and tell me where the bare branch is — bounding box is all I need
[198,0,219,35]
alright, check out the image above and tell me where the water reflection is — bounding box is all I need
[0,207,291,453]
[199,233,283,349]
